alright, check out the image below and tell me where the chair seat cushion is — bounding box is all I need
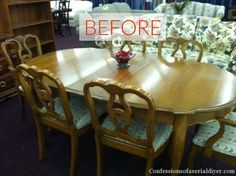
[193,112,236,156]
[55,94,105,129]
[102,118,173,151]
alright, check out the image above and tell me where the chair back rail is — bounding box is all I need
[158,37,203,62]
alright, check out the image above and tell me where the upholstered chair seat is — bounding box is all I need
[192,112,236,156]
[188,110,236,170]
[84,78,173,176]
[17,64,106,176]
[102,118,173,151]
[54,94,105,129]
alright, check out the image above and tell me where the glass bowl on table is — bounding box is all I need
[113,51,135,69]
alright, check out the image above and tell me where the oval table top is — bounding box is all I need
[27,48,236,115]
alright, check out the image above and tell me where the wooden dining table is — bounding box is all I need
[27,48,236,173]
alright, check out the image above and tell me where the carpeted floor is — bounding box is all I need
[0,27,235,176]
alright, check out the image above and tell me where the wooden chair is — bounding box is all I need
[53,0,71,36]
[158,37,203,62]
[17,64,105,176]
[107,40,147,56]
[84,78,173,176]
[188,112,236,169]
[1,34,42,118]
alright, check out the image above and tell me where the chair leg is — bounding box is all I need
[35,122,45,160]
[67,22,71,35]
[18,94,26,119]
[145,151,154,176]
[188,144,199,169]
[95,134,103,176]
[69,133,78,176]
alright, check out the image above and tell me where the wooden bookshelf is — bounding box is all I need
[0,0,56,101]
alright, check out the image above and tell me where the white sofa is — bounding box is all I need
[154,1,225,19]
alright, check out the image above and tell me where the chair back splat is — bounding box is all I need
[17,64,97,176]
[84,78,173,176]
[17,64,74,124]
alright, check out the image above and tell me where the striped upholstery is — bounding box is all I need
[55,94,105,129]
[193,112,236,156]
[102,117,173,151]
[154,2,225,19]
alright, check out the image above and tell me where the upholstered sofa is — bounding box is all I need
[154,1,225,19]
[131,14,236,74]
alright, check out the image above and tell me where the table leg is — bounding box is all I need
[170,115,187,175]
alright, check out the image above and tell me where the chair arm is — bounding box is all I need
[228,47,236,74]
[218,117,236,128]
[203,119,225,157]
[216,6,225,20]
[204,113,236,157]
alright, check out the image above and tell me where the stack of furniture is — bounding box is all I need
[228,6,236,21]
[0,0,55,101]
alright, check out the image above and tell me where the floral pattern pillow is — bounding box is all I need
[165,14,198,40]
[195,17,236,55]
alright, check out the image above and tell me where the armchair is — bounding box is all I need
[188,112,236,168]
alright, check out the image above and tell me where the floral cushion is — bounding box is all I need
[55,94,105,129]
[199,51,230,70]
[132,46,230,71]
[102,118,173,151]
[228,47,236,74]
[165,15,198,40]
[193,112,236,157]
[195,16,236,55]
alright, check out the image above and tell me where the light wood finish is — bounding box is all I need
[26,48,236,173]
[158,37,203,62]
[84,78,170,176]
[17,64,91,176]
[1,34,42,118]
[189,116,236,169]
[108,40,147,56]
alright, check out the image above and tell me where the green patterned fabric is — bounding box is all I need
[193,112,236,157]
[195,17,236,55]
[102,118,173,151]
[165,15,198,40]
[132,46,230,71]
[54,94,105,129]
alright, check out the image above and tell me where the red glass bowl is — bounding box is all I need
[113,51,135,68]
